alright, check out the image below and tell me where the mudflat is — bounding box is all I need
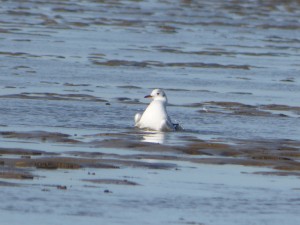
[1,0,300,224]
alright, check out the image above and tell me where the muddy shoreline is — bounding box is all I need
[1,130,300,186]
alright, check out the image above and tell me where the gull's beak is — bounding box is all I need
[144,95,152,98]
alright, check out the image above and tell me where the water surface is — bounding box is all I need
[0,0,300,225]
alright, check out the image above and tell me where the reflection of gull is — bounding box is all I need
[135,89,180,131]
[142,132,165,144]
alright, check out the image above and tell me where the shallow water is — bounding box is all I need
[1,164,300,225]
[0,0,300,224]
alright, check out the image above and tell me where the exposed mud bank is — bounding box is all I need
[1,130,300,180]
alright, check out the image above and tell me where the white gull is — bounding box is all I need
[134,89,180,131]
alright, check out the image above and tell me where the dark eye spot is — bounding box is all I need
[157,93,160,95]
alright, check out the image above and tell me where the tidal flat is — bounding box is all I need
[0,0,300,224]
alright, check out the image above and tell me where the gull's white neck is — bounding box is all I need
[152,96,167,104]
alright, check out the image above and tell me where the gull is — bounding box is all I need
[134,89,180,131]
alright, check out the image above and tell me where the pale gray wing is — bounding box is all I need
[160,119,175,131]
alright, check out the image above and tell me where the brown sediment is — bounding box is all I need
[34,161,80,169]
[191,157,271,167]
[0,166,35,180]
[2,154,176,171]
[0,147,50,156]
[250,155,291,161]
[181,141,236,156]
[261,104,300,114]
[93,138,166,151]
[185,139,300,171]
[0,171,34,179]
[0,130,300,178]
[279,151,300,158]
[0,131,80,144]
[88,137,300,172]
[11,157,105,169]
[273,164,300,171]
[83,179,140,186]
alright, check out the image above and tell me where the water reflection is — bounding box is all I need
[141,132,166,144]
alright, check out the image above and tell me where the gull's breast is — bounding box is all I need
[138,101,169,130]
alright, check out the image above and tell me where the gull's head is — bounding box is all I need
[145,88,167,102]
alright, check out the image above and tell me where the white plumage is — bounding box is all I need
[135,89,179,131]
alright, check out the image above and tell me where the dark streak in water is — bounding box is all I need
[83,179,140,186]
[182,101,300,117]
[0,131,80,144]
[115,97,141,104]
[0,51,37,58]
[93,60,251,70]
[0,92,108,103]
[155,47,290,57]
[64,83,91,87]
[117,85,142,89]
